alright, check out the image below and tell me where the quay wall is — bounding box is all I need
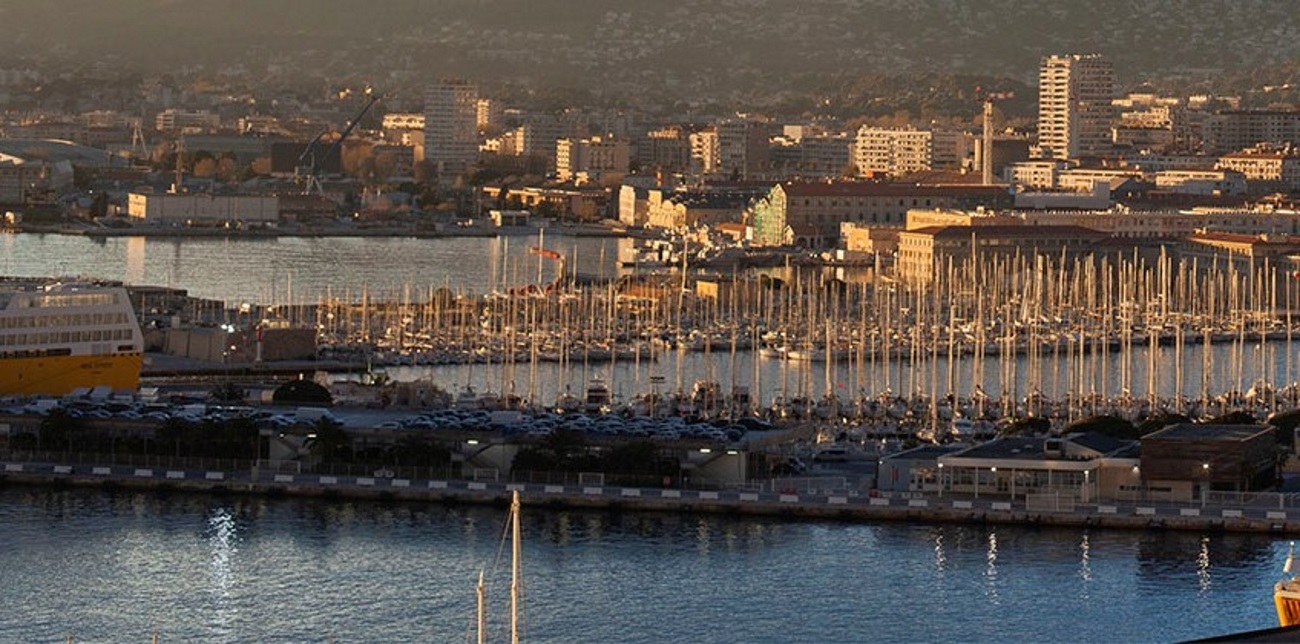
[2,462,1297,536]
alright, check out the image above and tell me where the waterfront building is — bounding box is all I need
[126,193,280,225]
[423,81,478,176]
[1178,231,1300,271]
[1140,424,1278,503]
[0,162,46,205]
[181,135,273,166]
[748,181,1010,248]
[1037,54,1116,159]
[916,206,1300,241]
[477,184,604,220]
[555,135,629,183]
[895,223,1108,286]
[643,188,754,231]
[915,434,1139,503]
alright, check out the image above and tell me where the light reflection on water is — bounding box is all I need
[0,488,1288,643]
[206,507,238,639]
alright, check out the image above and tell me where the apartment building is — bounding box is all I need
[1215,148,1300,192]
[423,81,478,176]
[690,119,770,180]
[555,135,629,183]
[852,127,968,177]
[1203,110,1300,155]
[637,126,692,173]
[1038,54,1116,159]
[154,109,221,133]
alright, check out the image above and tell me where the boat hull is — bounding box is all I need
[0,353,142,396]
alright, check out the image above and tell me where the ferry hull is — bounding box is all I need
[1276,584,1300,627]
[0,353,141,396]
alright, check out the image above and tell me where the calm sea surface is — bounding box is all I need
[0,486,1284,643]
[0,233,630,304]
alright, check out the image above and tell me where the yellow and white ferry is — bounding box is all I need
[0,282,143,396]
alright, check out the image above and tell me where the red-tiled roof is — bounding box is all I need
[779,181,1008,198]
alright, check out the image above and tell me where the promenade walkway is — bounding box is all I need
[5,458,1300,535]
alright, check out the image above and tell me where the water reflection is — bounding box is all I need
[206,507,238,638]
[933,531,948,573]
[986,530,1000,605]
[1198,537,1212,593]
[1079,533,1093,590]
[125,236,146,286]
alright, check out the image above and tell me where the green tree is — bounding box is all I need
[1063,415,1138,440]
[309,417,351,464]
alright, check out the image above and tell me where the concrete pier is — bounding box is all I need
[3,460,1298,535]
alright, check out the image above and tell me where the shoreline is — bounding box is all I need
[3,462,1296,536]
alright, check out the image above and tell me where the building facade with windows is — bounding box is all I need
[748,181,1010,248]
[1038,54,1116,159]
[423,81,478,176]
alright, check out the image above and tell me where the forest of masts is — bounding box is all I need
[268,247,1300,423]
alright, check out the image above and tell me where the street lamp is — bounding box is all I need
[937,462,945,498]
[1201,462,1210,508]
[1084,469,1091,503]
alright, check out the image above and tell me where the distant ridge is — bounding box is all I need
[2,0,1298,103]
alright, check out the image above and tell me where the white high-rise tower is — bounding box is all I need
[424,80,478,176]
[1038,54,1116,160]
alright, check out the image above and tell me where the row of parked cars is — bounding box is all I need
[374,408,777,444]
[4,398,342,431]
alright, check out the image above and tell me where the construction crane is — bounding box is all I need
[296,87,381,196]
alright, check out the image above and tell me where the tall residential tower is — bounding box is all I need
[424,80,478,176]
[1037,54,1116,160]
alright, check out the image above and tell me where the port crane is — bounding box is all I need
[296,87,381,196]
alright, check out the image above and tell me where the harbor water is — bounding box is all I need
[0,486,1284,643]
[0,233,631,304]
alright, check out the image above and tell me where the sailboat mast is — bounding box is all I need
[510,490,521,644]
[477,569,487,644]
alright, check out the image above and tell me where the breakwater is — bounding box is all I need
[4,460,1298,536]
